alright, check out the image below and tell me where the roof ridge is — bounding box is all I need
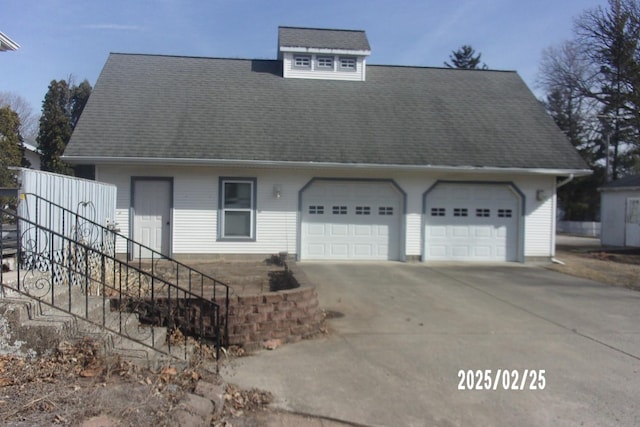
[367,63,517,73]
[108,52,268,62]
[278,26,366,33]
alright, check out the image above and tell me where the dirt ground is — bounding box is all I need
[0,338,274,426]
[0,260,284,426]
[2,250,639,426]
[549,241,640,291]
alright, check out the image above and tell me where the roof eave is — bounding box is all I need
[280,47,371,56]
[0,32,20,51]
[62,155,592,176]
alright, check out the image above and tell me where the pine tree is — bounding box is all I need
[36,79,92,175]
[0,106,24,188]
[444,45,488,69]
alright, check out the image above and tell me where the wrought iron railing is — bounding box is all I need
[17,193,230,343]
[1,196,229,366]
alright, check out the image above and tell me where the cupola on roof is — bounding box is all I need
[278,26,371,55]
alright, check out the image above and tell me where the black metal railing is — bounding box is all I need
[1,197,229,366]
[17,193,230,344]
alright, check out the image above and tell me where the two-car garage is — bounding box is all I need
[299,180,523,262]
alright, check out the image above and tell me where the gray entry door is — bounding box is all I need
[133,179,171,257]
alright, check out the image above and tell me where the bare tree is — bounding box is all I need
[0,91,39,142]
[574,0,640,179]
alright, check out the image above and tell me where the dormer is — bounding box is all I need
[278,26,371,81]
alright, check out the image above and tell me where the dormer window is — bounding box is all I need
[316,56,334,70]
[278,27,370,81]
[293,55,311,69]
[339,57,357,71]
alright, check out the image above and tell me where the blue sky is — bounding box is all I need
[2,0,606,117]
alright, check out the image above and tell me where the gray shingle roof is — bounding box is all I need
[65,53,588,171]
[600,175,640,189]
[278,27,370,52]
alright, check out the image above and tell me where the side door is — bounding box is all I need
[132,179,172,257]
[625,197,640,247]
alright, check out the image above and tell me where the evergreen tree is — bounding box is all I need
[36,79,92,175]
[0,106,24,187]
[444,45,488,69]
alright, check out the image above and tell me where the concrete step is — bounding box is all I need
[0,277,185,366]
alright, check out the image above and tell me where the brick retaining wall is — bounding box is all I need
[224,266,324,349]
[113,264,325,350]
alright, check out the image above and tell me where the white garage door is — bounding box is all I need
[424,183,520,261]
[301,181,403,260]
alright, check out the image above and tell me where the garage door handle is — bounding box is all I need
[166,221,170,225]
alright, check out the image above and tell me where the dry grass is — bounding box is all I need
[548,247,640,291]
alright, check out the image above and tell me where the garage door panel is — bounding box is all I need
[376,225,389,237]
[329,244,349,257]
[425,184,519,262]
[354,225,373,236]
[307,224,326,236]
[301,181,402,260]
[307,244,326,257]
[452,246,469,257]
[429,226,447,237]
[429,246,446,257]
[354,244,373,257]
[330,224,349,236]
[452,227,469,237]
[473,246,491,257]
[474,226,492,238]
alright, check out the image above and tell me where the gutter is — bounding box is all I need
[61,155,593,177]
[556,174,575,189]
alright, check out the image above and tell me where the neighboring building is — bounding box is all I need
[22,143,41,170]
[600,175,640,247]
[63,26,590,262]
[0,31,19,52]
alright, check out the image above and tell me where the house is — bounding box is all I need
[22,142,41,170]
[63,26,591,262]
[600,175,640,247]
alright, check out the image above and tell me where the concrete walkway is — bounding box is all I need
[225,263,640,427]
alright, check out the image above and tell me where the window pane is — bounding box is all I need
[224,211,251,237]
[224,182,252,208]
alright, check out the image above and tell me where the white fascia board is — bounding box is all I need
[62,155,593,176]
[0,32,20,51]
[280,47,371,56]
[598,186,640,192]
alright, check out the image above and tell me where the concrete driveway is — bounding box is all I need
[225,263,640,427]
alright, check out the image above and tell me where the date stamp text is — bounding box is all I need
[457,369,546,391]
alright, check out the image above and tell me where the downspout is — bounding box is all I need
[556,174,575,189]
[551,174,575,264]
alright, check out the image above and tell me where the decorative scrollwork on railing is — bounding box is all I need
[20,269,53,300]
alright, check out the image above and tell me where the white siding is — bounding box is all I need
[394,176,427,257]
[172,171,216,253]
[514,175,556,257]
[95,165,560,261]
[282,53,366,81]
[601,190,637,246]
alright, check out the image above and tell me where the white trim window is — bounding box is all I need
[316,56,334,70]
[339,57,357,71]
[219,178,256,240]
[293,55,311,69]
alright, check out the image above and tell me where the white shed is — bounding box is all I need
[600,175,640,247]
